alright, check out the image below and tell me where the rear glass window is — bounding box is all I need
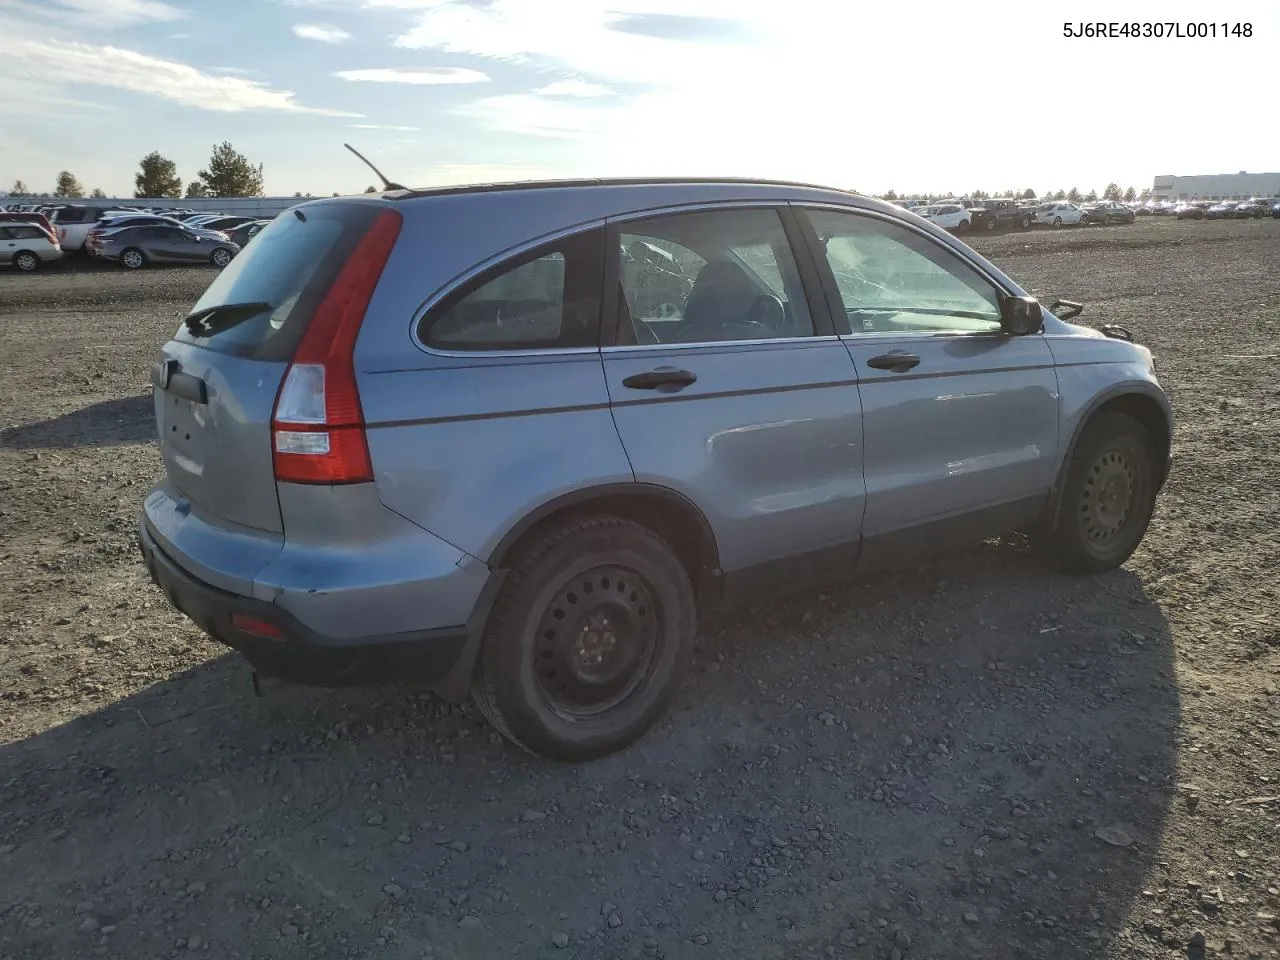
[176,203,382,361]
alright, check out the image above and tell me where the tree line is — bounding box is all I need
[869,184,1151,204]
[7,142,265,201]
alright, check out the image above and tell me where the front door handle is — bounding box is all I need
[866,352,921,372]
[622,367,697,391]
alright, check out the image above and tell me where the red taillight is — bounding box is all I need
[271,208,401,485]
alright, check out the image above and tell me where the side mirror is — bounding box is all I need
[1000,295,1043,336]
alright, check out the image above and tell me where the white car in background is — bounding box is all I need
[1034,201,1087,227]
[916,202,972,233]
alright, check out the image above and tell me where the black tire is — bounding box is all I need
[955,220,970,234]
[472,516,696,761]
[1036,412,1158,574]
[985,217,997,231]
[1020,215,1032,230]
[13,251,39,272]
[1052,217,1062,228]
[210,247,232,268]
[120,247,145,270]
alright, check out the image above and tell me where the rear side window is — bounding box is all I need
[9,225,44,240]
[418,228,604,351]
[177,203,384,361]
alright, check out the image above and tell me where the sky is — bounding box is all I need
[0,0,1276,198]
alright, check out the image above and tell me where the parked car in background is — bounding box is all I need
[1206,201,1238,219]
[1272,200,1280,219]
[1174,201,1208,220]
[1232,201,1264,219]
[1082,201,1137,225]
[92,224,239,269]
[1,223,64,271]
[0,211,58,242]
[1034,201,1086,227]
[917,202,972,232]
[193,215,259,232]
[85,215,232,255]
[226,220,271,249]
[971,198,1034,231]
[136,181,1171,760]
[49,204,135,252]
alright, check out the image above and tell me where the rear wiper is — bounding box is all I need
[183,301,272,337]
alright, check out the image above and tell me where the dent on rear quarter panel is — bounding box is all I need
[358,357,635,563]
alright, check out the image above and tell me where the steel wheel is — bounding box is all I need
[211,248,232,267]
[121,248,145,270]
[1078,449,1136,549]
[1035,411,1158,573]
[532,565,662,721]
[14,251,38,272]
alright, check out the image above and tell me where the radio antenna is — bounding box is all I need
[344,143,406,192]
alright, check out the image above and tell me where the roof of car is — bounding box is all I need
[385,176,857,201]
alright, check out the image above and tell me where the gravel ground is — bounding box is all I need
[1,217,1277,960]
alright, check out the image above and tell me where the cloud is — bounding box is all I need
[351,124,422,130]
[15,0,183,27]
[292,23,353,43]
[536,79,613,98]
[1,39,361,117]
[334,67,489,85]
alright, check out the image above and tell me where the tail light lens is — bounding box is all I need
[271,208,402,485]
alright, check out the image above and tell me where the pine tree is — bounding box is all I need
[54,170,84,197]
[135,152,183,198]
[196,142,264,197]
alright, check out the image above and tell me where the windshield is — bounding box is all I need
[176,202,383,361]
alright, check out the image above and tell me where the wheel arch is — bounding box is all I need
[488,483,723,606]
[13,249,40,268]
[431,483,723,705]
[1045,386,1172,527]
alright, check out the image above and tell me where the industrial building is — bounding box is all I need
[1152,172,1280,201]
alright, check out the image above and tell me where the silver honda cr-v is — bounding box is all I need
[138,179,1172,760]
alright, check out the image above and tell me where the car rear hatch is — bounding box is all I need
[153,201,400,535]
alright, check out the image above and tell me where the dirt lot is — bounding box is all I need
[1,217,1277,960]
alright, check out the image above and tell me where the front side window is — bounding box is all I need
[420,228,603,351]
[805,209,1003,335]
[615,208,813,345]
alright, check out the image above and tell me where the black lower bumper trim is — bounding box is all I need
[138,522,469,687]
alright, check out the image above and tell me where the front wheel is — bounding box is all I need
[472,516,696,761]
[954,220,970,233]
[1020,216,1032,230]
[1035,412,1158,574]
[13,251,39,272]
[1052,217,1062,227]
[120,247,145,270]
[210,247,232,268]
[985,218,997,231]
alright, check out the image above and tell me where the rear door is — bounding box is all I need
[798,205,1059,544]
[600,204,866,574]
[153,202,386,534]
[0,227,14,265]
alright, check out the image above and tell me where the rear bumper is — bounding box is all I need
[138,521,470,686]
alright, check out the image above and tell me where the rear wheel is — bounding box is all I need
[1036,412,1158,574]
[955,220,970,233]
[985,217,997,231]
[210,247,232,268]
[1020,215,1032,230]
[472,516,696,761]
[13,251,39,272]
[1052,216,1063,227]
[120,247,145,270]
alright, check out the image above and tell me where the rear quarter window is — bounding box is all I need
[175,203,384,361]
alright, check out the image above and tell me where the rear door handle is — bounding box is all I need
[622,367,697,391]
[866,352,921,372]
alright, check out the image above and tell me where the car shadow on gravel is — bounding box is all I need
[0,543,1178,960]
[0,394,154,449]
